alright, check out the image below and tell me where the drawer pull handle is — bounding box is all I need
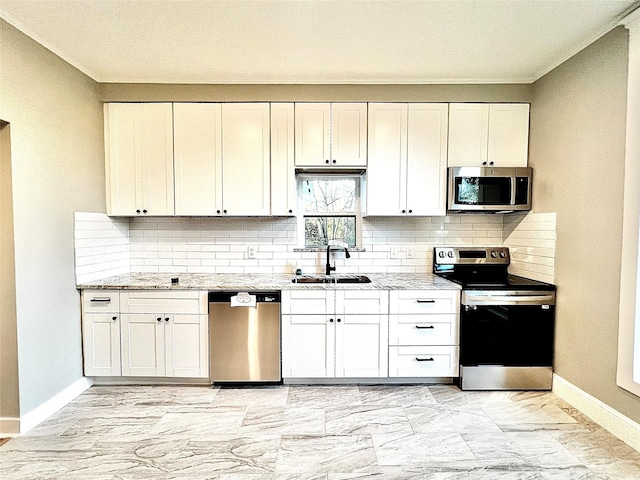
[416,357,435,362]
[415,325,435,329]
[90,298,111,303]
[416,300,436,303]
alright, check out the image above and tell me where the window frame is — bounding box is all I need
[296,173,363,248]
[617,10,640,397]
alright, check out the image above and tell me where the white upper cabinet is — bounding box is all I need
[173,103,222,216]
[367,103,448,216]
[270,103,296,216]
[105,103,175,216]
[294,103,367,167]
[406,104,449,216]
[448,103,529,167]
[173,103,271,216]
[366,103,408,216]
[487,103,530,167]
[221,103,271,216]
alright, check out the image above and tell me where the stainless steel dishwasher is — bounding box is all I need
[208,291,281,383]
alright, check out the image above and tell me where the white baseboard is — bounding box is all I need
[19,377,93,435]
[553,374,640,452]
[0,417,20,437]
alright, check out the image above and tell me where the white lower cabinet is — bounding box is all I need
[81,290,121,376]
[388,290,460,378]
[282,289,389,378]
[82,290,209,378]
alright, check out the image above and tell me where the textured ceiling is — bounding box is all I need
[0,0,638,84]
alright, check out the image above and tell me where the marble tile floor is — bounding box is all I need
[1,384,639,479]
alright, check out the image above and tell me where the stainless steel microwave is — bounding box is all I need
[447,167,532,213]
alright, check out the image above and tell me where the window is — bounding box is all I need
[297,175,362,247]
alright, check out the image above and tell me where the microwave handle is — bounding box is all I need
[510,176,516,205]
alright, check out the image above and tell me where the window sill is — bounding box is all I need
[294,247,366,253]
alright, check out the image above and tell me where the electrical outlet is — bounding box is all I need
[406,246,414,258]
[390,246,399,259]
[247,246,256,259]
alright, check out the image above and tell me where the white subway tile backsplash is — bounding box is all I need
[74,212,130,283]
[74,211,556,279]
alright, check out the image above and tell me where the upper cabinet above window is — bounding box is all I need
[448,103,530,167]
[294,103,367,168]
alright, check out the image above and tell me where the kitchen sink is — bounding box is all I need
[334,275,371,283]
[291,275,371,284]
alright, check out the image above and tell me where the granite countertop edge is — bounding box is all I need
[77,272,461,291]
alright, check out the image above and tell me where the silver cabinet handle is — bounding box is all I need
[416,299,436,303]
[90,298,111,303]
[415,325,435,329]
[416,357,435,362]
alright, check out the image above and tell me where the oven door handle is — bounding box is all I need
[462,292,555,306]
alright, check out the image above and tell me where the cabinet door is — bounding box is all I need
[331,103,367,166]
[294,103,331,166]
[282,314,334,378]
[82,313,121,376]
[173,103,222,215]
[447,103,489,167]
[105,103,174,216]
[139,104,175,215]
[121,314,165,376]
[270,103,296,216]
[105,103,137,215]
[222,103,271,215]
[366,103,408,216]
[335,315,388,377]
[488,104,530,167]
[406,104,448,216]
[165,314,209,378]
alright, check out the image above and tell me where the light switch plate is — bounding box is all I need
[390,246,399,259]
[406,246,414,258]
[247,246,256,259]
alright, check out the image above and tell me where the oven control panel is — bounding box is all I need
[433,246,510,265]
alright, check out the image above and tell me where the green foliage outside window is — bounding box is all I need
[300,177,359,247]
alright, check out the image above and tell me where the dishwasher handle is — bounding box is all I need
[208,291,280,303]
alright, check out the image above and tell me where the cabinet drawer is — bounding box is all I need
[388,346,459,377]
[389,314,458,346]
[339,290,388,315]
[120,290,206,314]
[282,290,334,315]
[82,290,120,313]
[390,290,459,315]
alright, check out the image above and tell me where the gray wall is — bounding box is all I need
[0,20,105,416]
[530,26,640,423]
[98,83,532,103]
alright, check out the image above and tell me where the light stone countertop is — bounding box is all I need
[77,272,460,291]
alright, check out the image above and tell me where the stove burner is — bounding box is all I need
[433,246,555,292]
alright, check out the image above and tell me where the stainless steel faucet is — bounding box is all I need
[325,240,350,275]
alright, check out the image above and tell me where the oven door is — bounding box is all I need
[459,290,555,390]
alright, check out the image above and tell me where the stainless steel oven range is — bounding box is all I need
[433,246,556,390]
